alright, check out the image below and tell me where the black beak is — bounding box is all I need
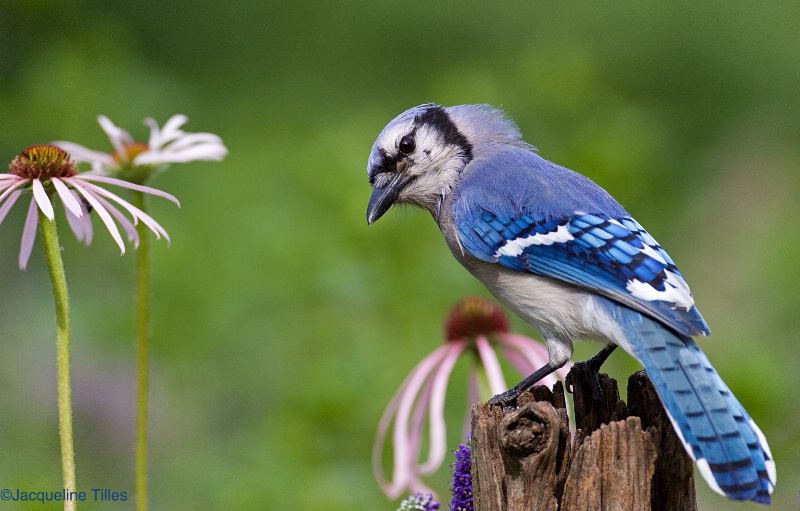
[366,172,412,224]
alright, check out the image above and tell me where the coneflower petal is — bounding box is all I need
[475,336,508,396]
[31,179,54,221]
[64,205,86,244]
[19,198,39,269]
[163,132,225,151]
[52,178,83,218]
[0,179,28,207]
[98,115,133,160]
[91,192,140,248]
[373,344,450,499]
[77,180,170,244]
[419,341,464,475]
[67,180,125,254]
[0,189,22,225]
[77,175,180,206]
[149,114,188,148]
[70,190,94,246]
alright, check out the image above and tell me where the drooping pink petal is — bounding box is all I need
[0,189,22,225]
[373,350,443,498]
[408,375,434,466]
[98,115,133,160]
[388,347,450,498]
[52,178,83,218]
[76,174,180,206]
[72,190,93,245]
[67,179,126,254]
[19,198,39,269]
[75,180,169,244]
[406,377,435,495]
[373,389,406,496]
[373,344,450,499]
[419,340,465,474]
[91,192,140,247]
[0,178,28,207]
[31,179,54,220]
[475,335,508,396]
[64,203,87,244]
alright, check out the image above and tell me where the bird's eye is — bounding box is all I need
[399,135,415,155]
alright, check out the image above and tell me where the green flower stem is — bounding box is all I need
[39,208,77,511]
[132,190,150,511]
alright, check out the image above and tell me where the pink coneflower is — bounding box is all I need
[0,144,179,269]
[54,114,227,183]
[56,115,226,511]
[374,296,571,499]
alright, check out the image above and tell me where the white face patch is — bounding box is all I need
[496,224,574,257]
[626,269,695,309]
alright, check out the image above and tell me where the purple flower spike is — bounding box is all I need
[449,442,473,511]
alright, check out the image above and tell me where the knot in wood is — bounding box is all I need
[500,404,549,458]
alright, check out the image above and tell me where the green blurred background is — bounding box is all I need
[1,1,798,509]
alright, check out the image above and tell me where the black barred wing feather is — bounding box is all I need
[456,210,710,337]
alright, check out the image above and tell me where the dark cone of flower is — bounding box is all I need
[445,296,509,342]
[9,145,77,180]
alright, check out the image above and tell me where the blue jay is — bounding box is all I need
[366,104,775,504]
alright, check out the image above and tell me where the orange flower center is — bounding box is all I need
[112,142,150,164]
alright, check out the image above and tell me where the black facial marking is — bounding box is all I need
[416,106,473,161]
[370,147,395,183]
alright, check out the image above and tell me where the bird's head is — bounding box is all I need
[366,103,527,224]
[366,103,477,224]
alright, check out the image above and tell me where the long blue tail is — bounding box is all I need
[603,302,776,504]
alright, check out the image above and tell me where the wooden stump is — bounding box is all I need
[471,369,696,511]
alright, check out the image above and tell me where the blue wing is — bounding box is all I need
[453,149,710,337]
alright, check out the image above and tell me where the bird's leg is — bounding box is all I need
[567,343,617,400]
[487,362,563,410]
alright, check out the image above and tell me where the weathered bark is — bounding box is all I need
[627,372,697,511]
[471,369,696,511]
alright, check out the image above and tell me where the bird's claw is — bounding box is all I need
[488,389,520,413]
